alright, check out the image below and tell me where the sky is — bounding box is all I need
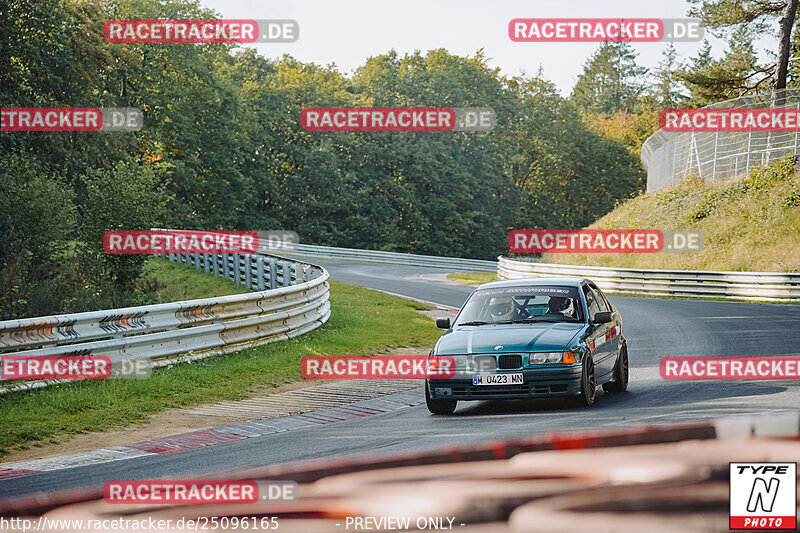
[198,0,778,96]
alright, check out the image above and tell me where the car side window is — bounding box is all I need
[600,292,613,311]
[582,285,602,319]
[588,284,610,312]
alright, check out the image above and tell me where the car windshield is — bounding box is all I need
[454,286,584,325]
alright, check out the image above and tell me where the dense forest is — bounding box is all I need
[2,0,797,318]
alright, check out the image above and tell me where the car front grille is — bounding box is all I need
[447,383,569,397]
[465,384,529,396]
[498,354,522,369]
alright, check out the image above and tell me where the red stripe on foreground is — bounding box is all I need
[0,421,721,515]
[238,423,719,483]
[122,430,244,454]
[0,469,40,479]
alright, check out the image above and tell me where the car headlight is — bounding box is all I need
[450,355,468,368]
[432,355,467,369]
[529,352,569,364]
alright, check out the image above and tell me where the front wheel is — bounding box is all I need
[603,344,629,393]
[567,355,596,407]
[425,384,457,414]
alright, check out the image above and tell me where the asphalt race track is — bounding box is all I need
[2,258,800,499]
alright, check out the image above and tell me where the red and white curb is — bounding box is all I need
[0,389,425,480]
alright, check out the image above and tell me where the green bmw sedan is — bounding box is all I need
[425,278,629,414]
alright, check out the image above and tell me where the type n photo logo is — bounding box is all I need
[730,462,796,529]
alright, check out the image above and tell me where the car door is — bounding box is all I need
[595,285,621,368]
[582,283,614,379]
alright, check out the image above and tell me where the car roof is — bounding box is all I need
[476,277,587,290]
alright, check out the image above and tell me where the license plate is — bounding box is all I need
[472,373,524,386]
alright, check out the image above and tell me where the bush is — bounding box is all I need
[0,153,76,319]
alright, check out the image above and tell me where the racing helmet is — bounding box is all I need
[548,296,571,313]
[487,296,515,321]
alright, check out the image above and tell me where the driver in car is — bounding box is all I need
[546,296,573,318]
[487,296,517,322]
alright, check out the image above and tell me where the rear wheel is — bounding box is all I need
[603,344,629,393]
[425,384,457,414]
[567,355,596,407]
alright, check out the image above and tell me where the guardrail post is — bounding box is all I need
[294,263,303,284]
[256,256,266,291]
[245,254,253,289]
[212,254,220,277]
[193,253,201,270]
[268,258,277,289]
[233,255,241,286]
[282,261,292,287]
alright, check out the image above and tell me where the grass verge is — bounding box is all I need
[446,272,498,285]
[539,159,800,272]
[0,279,441,458]
[139,258,252,301]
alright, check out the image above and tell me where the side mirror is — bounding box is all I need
[436,317,451,329]
[592,311,613,324]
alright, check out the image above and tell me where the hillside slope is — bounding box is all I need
[539,160,800,272]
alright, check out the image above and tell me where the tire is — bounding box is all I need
[567,355,596,407]
[425,384,457,415]
[603,344,629,394]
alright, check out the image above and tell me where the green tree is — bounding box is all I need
[0,0,657,316]
[681,27,762,105]
[350,49,516,257]
[0,153,76,319]
[74,160,169,300]
[687,0,799,104]
[510,75,645,230]
[570,41,648,114]
[651,42,688,108]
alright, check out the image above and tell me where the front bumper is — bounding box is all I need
[426,364,582,400]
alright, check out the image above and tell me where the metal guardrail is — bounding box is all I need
[641,89,800,192]
[498,256,800,302]
[0,253,331,383]
[284,243,497,271]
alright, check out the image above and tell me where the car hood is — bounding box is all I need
[435,322,586,354]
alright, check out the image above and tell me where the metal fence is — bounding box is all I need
[0,253,330,386]
[285,243,498,271]
[642,89,800,192]
[498,257,800,302]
